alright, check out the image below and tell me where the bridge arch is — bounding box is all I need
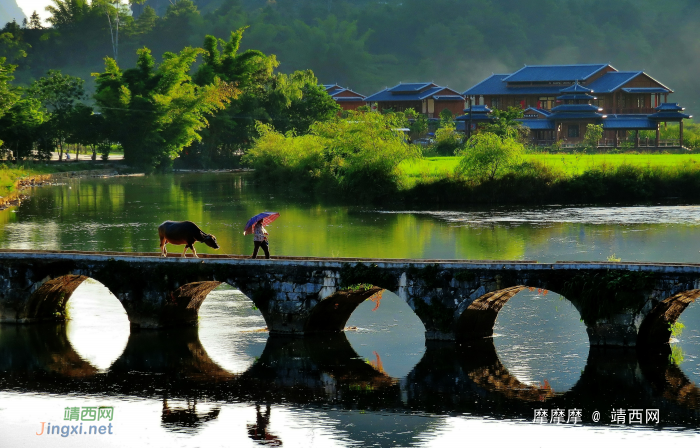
[454,285,586,342]
[637,289,700,346]
[304,286,384,333]
[22,274,90,322]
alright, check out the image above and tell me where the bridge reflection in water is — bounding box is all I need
[1,320,700,433]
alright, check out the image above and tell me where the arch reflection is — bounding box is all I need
[65,278,130,371]
[492,288,588,392]
[197,284,268,375]
[344,290,426,379]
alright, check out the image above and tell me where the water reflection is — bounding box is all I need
[493,289,588,392]
[65,279,130,371]
[198,284,268,375]
[161,397,222,432]
[2,323,700,433]
[4,173,700,263]
[247,404,283,446]
[345,291,425,379]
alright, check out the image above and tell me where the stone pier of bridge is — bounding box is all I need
[0,250,699,347]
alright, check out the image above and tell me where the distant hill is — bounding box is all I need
[0,0,25,27]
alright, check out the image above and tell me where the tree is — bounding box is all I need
[482,106,527,140]
[0,57,19,120]
[45,0,91,29]
[584,124,603,150]
[28,11,44,30]
[94,46,237,170]
[28,70,87,161]
[456,132,524,182]
[0,97,46,161]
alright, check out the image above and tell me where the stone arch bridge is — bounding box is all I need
[1,250,699,347]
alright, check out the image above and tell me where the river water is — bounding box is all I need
[1,172,700,447]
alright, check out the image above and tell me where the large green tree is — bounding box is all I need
[93,46,236,170]
[28,69,87,161]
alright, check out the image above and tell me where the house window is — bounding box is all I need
[568,124,580,138]
[636,95,646,108]
[491,97,501,109]
[538,96,556,110]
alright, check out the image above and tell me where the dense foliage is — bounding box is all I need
[244,111,420,199]
[3,0,699,112]
[93,46,235,170]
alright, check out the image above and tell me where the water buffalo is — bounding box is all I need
[158,221,219,258]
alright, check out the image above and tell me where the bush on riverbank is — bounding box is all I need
[244,112,420,199]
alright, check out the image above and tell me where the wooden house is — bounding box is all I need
[322,84,366,111]
[462,64,690,147]
[364,83,465,118]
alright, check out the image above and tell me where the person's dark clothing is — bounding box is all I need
[252,240,270,259]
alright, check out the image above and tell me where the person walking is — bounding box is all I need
[252,219,270,259]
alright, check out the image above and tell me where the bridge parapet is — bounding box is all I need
[0,251,699,347]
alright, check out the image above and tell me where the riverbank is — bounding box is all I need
[0,162,131,210]
[397,154,700,205]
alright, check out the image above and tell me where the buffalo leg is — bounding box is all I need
[191,246,199,258]
[161,240,167,257]
[182,246,189,258]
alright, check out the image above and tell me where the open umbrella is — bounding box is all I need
[244,212,280,235]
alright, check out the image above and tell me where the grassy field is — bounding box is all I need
[399,154,700,186]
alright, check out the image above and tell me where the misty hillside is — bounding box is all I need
[2,0,700,111]
[0,0,25,26]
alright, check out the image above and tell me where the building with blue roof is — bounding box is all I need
[322,84,366,111]
[364,82,465,118]
[462,64,690,147]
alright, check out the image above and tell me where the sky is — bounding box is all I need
[18,0,51,22]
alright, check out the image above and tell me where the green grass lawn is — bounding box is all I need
[399,154,700,184]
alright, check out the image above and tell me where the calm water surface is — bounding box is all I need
[1,172,700,447]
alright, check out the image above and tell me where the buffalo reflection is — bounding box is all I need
[161,396,221,431]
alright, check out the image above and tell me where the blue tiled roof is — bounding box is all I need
[503,64,610,82]
[465,105,492,113]
[557,94,597,101]
[550,104,602,113]
[462,74,509,96]
[548,113,606,120]
[334,97,366,102]
[388,83,434,93]
[417,87,445,99]
[655,103,684,111]
[650,112,692,120]
[518,119,555,130]
[603,117,657,130]
[622,87,670,94]
[522,107,552,117]
[432,95,465,100]
[455,114,495,122]
[560,83,594,93]
[365,85,460,102]
[650,103,691,119]
[585,71,641,93]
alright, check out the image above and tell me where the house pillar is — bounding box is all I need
[614,131,618,148]
[635,130,639,148]
[655,124,660,147]
[680,120,684,147]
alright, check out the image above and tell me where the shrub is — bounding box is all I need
[455,132,524,182]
